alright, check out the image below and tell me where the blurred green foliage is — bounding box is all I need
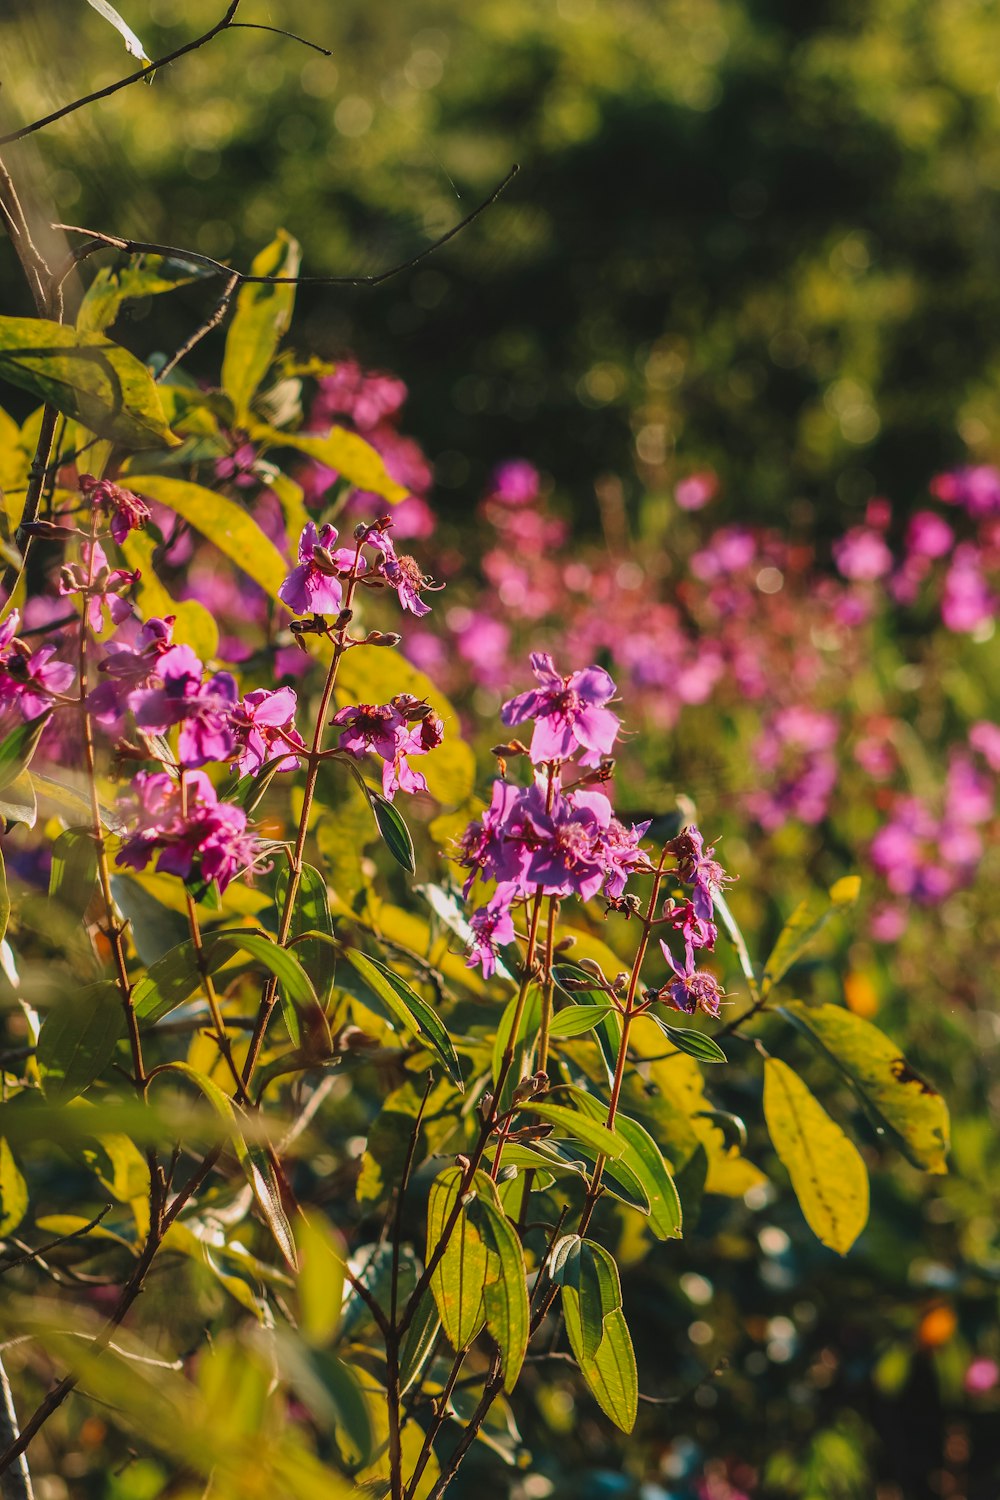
[7,0,1000,524]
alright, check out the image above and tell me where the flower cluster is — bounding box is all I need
[0,609,74,719]
[333,695,443,800]
[458,655,650,976]
[652,828,731,1018]
[116,770,257,893]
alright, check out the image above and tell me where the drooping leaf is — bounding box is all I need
[398,1287,442,1396]
[131,939,203,1025]
[370,792,416,874]
[613,1113,684,1240]
[425,1165,489,1351]
[342,948,463,1089]
[560,1243,637,1433]
[763,1056,869,1255]
[121,474,287,598]
[0,317,178,449]
[762,877,861,997]
[212,930,319,1012]
[37,981,124,1102]
[0,1136,27,1235]
[780,1001,949,1173]
[250,422,408,504]
[0,712,51,793]
[222,233,301,420]
[84,0,150,64]
[556,1238,621,1361]
[0,770,37,831]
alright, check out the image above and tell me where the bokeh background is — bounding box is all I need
[2,3,1000,1498]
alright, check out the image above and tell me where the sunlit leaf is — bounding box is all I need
[426,1165,489,1351]
[763,1056,869,1254]
[48,827,98,921]
[77,256,201,335]
[297,1210,346,1347]
[0,1136,27,1235]
[471,1176,529,1392]
[0,316,178,449]
[762,877,861,997]
[122,474,287,598]
[84,0,150,64]
[119,528,219,659]
[250,422,408,504]
[530,1101,625,1160]
[37,981,124,1102]
[370,791,416,873]
[222,233,301,420]
[342,947,463,1089]
[780,1001,950,1173]
[0,712,50,793]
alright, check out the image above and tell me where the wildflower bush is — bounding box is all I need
[0,213,960,1500]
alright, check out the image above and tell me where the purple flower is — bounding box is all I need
[59,541,139,631]
[231,687,304,776]
[0,610,75,718]
[116,770,256,893]
[80,475,151,544]
[89,616,175,724]
[279,523,360,617]
[376,532,437,617]
[130,645,238,767]
[466,899,517,978]
[501,653,620,767]
[970,720,1000,772]
[941,545,997,632]
[930,465,1000,519]
[488,460,540,508]
[666,826,732,925]
[655,941,726,1019]
[832,526,894,581]
[214,439,258,490]
[332,698,439,801]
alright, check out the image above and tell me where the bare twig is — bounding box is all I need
[0,1353,33,1500]
[0,1207,113,1277]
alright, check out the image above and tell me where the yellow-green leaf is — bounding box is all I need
[0,316,178,449]
[780,1001,949,1174]
[122,475,287,598]
[562,1285,637,1434]
[472,1175,529,1392]
[297,1210,346,1348]
[0,1136,27,1235]
[763,1057,869,1255]
[426,1165,490,1351]
[762,876,861,997]
[251,422,408,504]
[222,232,301,420]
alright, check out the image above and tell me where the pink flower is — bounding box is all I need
[80,475,151,544]
[501,653,620,767]
[59,541,139,631]
[674,470,719,511]
[941,545,997,632]
[129,645,238,767]
[116,770,256,893]
[375,532,437,617]
[332,697,441,801]
[279,523,360,617]
[970,720,1000,772]
[214,439,259,490]
[832,527,893,581]
[231,687,304,776]
[488,460,540,508]
[310,362,408,432]
[930,465,1000,519]
[905,510,953,560]
[666,826,732,925]
[964,1358,1000,1396]
[0,609,75,718]
[466,900,516,977]
[89,616,175,724]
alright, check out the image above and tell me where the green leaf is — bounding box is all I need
[131,939,203,1025]
[85,0,150,64]
[276,864,336,1050]
[492,984,542,1091]
[613,1113,683,1240]
[297,1210,346,1347]
[213,930,319,1011]
[657,1022,728,1064]
[398,1287,442,1396]
[0,317,178,449]
[557,1238,621,1361]
[77,256,200,335]
[471,1177,530,1392]
[780,1001,950,1173]
[0,1136,27,1235]
[122,474,287,599]
[426,1165,489,1351]
[763,1056,869,1255]
[250,422,408,505]
[530,1102,626,1160]
[370,792,416,874]
[0,712,50,793]
[109,875,189,965]
[566,1304,638,1434]
[222,233,301,420]
[37,981,124,1102]
[0,847,9,947]
[762,877,861,997]
[48,827,98,921]
[342,948,463,1090]
[0,770,37,831]
[548,1003,615,1038]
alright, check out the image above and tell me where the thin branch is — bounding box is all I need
[157,271,239,382]
[0,1353,33,1500]
[54,162,519,293]
[0,1207,113,1277]
[0,4,244,148]
[228,23,332,56]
